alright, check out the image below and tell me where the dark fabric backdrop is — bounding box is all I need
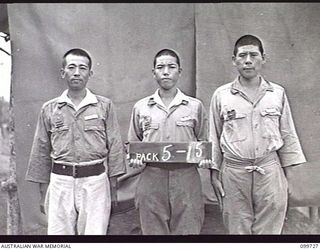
[8,3,320,233]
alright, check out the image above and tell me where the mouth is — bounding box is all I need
[161,78,171,81]
[243,68,254,71]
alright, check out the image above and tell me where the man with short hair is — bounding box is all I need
[26,48,125,235]
[128,49,211,235]
[207,35,306,234]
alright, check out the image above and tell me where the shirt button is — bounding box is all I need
[166,135,170,139]
[77,156,81,161]
[62,165,66,169]
[256,147,259,151]
[254,124,258,128]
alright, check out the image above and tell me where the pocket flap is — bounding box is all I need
[261,108,281,116]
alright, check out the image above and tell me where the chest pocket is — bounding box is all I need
[260,108,281,139]
[223,112,247,143]
[176,118,195,128]
[84,118,105,131]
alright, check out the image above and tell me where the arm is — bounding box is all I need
[278,91,307,168]
[25,106,52,213]
[209,92,225,209]
[105,101,126,178]
[26,107,52,183]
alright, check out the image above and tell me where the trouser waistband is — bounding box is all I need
[52,162,105,178]
[146,162,197,169]
[224,152,279,175]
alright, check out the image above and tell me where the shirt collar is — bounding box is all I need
[147,88,189,108]
[231,76,274,95]
[57,88,98,110]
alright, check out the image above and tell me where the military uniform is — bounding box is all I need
[209,76,306,234]
[26,88,125,235]
[128,88,208,235]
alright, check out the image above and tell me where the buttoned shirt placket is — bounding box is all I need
[231,78,272,172]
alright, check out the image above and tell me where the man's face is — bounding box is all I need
[232,45,265,80]
[152,55,181,90]
[61,54,92,91]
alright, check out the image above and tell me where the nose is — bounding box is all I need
[245,54,252,64]
[163,66,169,75]
[74,67,80,75]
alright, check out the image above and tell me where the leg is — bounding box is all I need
[136,167,170,235]
[76,172,111,235]
[221,163,254,234]
[46,173,77,235]
[169,167,204,235]
[252,161,288,234]
[108,207,141,235]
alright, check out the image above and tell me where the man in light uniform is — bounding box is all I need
[207,35,306,234]
[26,48,125,235]
[128,49,211,235]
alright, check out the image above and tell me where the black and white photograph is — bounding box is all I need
[0,3,320,244]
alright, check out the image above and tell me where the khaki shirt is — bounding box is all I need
[209,76,306,170]
[128,88,208,143]
[26,89,125,183]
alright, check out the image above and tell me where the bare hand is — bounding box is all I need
[198,159,213,169]
[129,158,146,169]
[211,171,225,211]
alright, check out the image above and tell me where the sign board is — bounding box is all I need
[128,141,212,163]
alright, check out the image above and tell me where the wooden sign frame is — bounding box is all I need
[128,141,212,163]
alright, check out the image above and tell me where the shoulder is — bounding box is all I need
[212,82,233,97]
[95,94,113,105]
[268,80,285,93]
[133,95,153,109]
[40,97,59,111]
[184,95,204,107]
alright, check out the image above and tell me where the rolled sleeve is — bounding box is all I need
[278,91,307,167]
[26,107,53,183]
[105,101,126,177]
[128,105,143,142]
[209,92,223,171]
[195,101,209,142]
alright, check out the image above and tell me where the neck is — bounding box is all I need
[158,87,178,99]
[67,88,87,102]
[239,75,261,88]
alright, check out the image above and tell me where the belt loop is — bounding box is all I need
[72,164,77,178]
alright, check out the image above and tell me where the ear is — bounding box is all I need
[178,67,182,76]
[232,55,237,66]
[152,68,156,79]
[261,53,267,64]
[89,70,93,78]
[60,68,65,79]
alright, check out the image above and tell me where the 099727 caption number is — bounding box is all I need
[300,244,318,248]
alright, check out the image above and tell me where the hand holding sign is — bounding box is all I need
[129,158,146,169]
[128,142,212,163]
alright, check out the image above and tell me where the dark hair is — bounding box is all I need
[153,48,181,68]
[233,35,264,56]
[62,48,92,69]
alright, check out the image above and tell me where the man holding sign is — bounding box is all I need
[128,49,212,235]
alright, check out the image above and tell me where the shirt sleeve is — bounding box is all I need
[209,91,223,171]
[278,90,307,167]
[194,101,209,141]
[105,101,126,177]
[128,104,143,142]
[25,106,53,183]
